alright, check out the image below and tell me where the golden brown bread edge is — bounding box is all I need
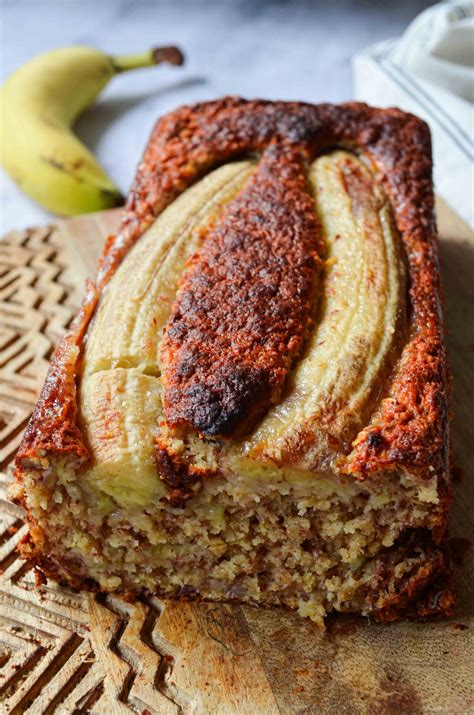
[13,98,453,619]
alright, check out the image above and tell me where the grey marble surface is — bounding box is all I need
[1,0,433,232]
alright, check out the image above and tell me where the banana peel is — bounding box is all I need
[0,45,184,216]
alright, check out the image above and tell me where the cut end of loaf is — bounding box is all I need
[13,454,453,626]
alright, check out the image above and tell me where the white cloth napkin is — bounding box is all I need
[353,1,474,229]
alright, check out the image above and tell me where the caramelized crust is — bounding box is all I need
[17,280,97,467]
[161,144,323,437]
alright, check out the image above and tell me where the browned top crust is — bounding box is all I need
[160,144,323,437]
[15,98,449,499]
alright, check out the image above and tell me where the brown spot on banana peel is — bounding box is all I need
[101,188,124,204]
[39,155,124,204]
[40,155,84,180]
[39,114,61,130]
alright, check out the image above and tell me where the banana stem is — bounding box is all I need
[111,46,184,73]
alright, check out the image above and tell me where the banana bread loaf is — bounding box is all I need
[12,98,454,624]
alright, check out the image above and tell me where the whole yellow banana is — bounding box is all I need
[0,45,183,216]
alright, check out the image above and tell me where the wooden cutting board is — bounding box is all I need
[0,199,473,715]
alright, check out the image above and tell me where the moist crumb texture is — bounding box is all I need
[13,99,453,625]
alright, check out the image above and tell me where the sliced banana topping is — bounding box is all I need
[80,369,164,505]
[79,151,405,501]
[83,161,255,376]
[79,162,254,505]
[230,150,406,472]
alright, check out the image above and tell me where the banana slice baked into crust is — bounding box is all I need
[12,99,454,625]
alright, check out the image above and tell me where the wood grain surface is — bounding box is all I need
[0,200,473,714]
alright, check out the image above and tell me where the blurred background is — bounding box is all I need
[1,0,437,231]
